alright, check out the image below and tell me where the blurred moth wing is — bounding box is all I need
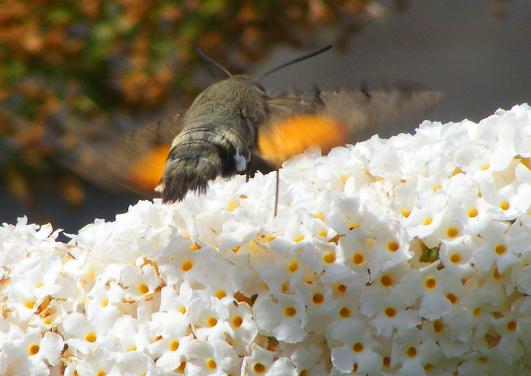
[65,81,441,199]
[62,113,184,196]
[256,82,442,168]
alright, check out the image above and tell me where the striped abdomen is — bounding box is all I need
[159,121,253,202]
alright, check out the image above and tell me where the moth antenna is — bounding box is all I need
[260,45,333,79]
[196,48,232,78]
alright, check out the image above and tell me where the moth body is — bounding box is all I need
[64,50,442,202]
[158,75,268,202]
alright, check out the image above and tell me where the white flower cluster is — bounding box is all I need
[1,104,530,375]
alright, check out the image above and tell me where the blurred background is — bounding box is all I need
[1,0,530,233]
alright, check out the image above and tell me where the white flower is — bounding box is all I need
[117,262,163,302]
[403,193,447,242]
[85,279,124,330]
[391,329,443,376]
[240,344,277,376]
[3,328,64,375]
[397,264,460,320]
[62,312,106,355]
[288,343,328,375]
[254,293,307,343]
[103,316,149,353]
[360,287,420,337]
[226,301,257,355]
[460,280,505,340]
[366,226,411,279]
[183,339,241,376]
[295,282,337,335]
[5,253,73,321]
[113,350,159,375]
[473,221,528,272]
[63,348,114,376]
[328,197,375,235]
[154,235,217,286]
[189,296,231,342]
[251,239,308,293]
[147,311,190,368]
[328,318,382,375]
[439,236,475,277]
[1,104,531,374]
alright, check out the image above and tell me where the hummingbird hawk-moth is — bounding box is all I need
[65,46,442,203]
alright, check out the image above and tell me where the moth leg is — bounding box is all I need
[274,169,279,217]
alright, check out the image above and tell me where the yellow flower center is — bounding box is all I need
[253,362,266,373]
[384,307,396,318]
[447,227,459,238]
[424,276,437,289]
[323,251,336,264]
[85,331,97,343]
[169,340,179,351]
[450,253,462,264]
[226,199,239,212]
[100,297,109,307]
[181,260,193,271]
[352,252,364,265]
[206,316,218,327]
[138,283,149,294]
[446,293,458,304]
[336,284,347,294]
[288,261,299,273]
[506,321,517,331]
[206,358,217,370]
[406,346,417,358]
[284,306,297,317]
[215,290,226,299]
[495,244,507,255]
[312,293,324,304]
[380,275,393,287]
[231,316,243,328]
[189,242,202,251]
[27,343,40,355]
[387,241,399,252]
[339,307,351,318]
[433,320,444,333]
[499,200,510,210]
[348,222,360,230]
